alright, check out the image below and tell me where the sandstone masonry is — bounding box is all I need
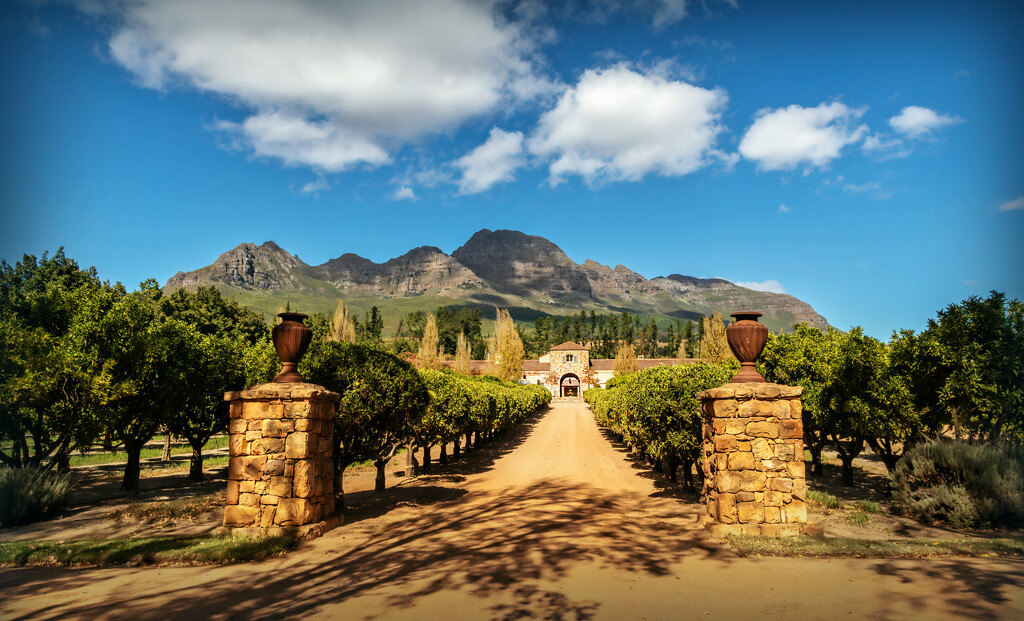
[698,382,807,538]
[223,383,338,533]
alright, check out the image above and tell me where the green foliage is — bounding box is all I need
[807,490,842,509]
[302,340,429,486]
[728,534,1024,558]
[0,250,108,470]
[891,441,1024,529]
[159,286,268,345]
[0,466,71,526]
[848,511,870,525]
[435,306,483,355]
[914,292,1024,444]
[586,361,733,484]
[0,534,295,567]
[417,369,471,445]
[857,500,882,514]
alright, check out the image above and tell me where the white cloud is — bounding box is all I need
[998,196,1024,211]
[843,181,881,194]
[889,106,962,137]
[778,204,790,213]
[734,279,786,294]
[861,133,909,159]
[389,185,417,201]
[94,0,553,171]
[843,180,891,200]
[528,65,731,186]
[215,112,389,172]
[738,102,868,171]
[299,174,329,195]
[454,127,525,194]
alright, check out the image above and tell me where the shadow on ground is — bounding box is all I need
[1,478,728,621]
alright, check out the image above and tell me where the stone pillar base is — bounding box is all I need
[698,383,807,537]
[223,383,339,531]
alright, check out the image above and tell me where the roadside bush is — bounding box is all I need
[585,361,733,486]
[0,466,71,526]
[891,441,1024,529]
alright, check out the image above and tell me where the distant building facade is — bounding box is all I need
[438,341,698,402]
[523,342,697,402]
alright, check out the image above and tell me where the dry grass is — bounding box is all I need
[728,534,1024,558]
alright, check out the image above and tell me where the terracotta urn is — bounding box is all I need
[725,311,768,383]
[272,312,312,383]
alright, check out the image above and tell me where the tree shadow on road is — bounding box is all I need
[0,479,728,621]
[869,557,1024,620]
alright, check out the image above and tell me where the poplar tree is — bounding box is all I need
[454,331,472,375]
[329,300,356,342]
[495,308,525,382]
[699,312,734,363]
[613,342,639,377]
[417,312,440,369]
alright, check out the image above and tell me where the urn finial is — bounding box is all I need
[725,311,768,383]
[272,312,312,383]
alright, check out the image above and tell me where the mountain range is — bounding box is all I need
[164,229,828,333]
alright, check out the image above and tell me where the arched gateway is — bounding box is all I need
[559,374,581,398]
[518,341,694,403]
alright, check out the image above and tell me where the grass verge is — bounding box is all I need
[728,534,1024,558]
[0,533,296,567]
[70,437,230,467]
[106,494,222,524]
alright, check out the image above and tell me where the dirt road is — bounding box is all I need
[3,403,1023,620]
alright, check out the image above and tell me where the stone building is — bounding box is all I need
[438,341,697,402]
[522,342,697,402]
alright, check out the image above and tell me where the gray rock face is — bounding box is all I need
[316,246,482,294]
[165,241,308,291]
[580,260,650,297]
[162,229,830,330]
[452,229,593,298]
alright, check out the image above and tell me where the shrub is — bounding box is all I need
[857,500,882,514]
[0,466,72,526]
[849,511,870,525]
[807,490,842,509]
[891,441,1024,529]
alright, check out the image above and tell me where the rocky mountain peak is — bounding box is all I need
[452,229,592,298]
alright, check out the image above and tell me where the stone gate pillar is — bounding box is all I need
[223,382,339,537]
[698,383,807,537]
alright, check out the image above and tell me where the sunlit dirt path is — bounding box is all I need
[2,403,1023,620]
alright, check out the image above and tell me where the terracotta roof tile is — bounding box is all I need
[549,341,590,351]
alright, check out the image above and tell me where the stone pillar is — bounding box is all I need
[223,383,339,536]
[698,383,807,538]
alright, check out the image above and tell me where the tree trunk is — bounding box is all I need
[404,443,414,476]
[681,458,695,489]
[463,433,472,452]
[162,433,172,462]
[189,445,204,481]
[807,444,824,477]
[453,437,461,458]
[55,452,70,474]
[335,466,346,511]
[374,458,386,491]
[867,437,899,474]
[123,440,143,491]
[662,457,677,482]
[422,444,431,472]
[103,430,113,452]
[840,454,856,486]
[832,437,863,487]
[439,442,448,465]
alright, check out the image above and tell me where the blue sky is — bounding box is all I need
[2,0,1021,339]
